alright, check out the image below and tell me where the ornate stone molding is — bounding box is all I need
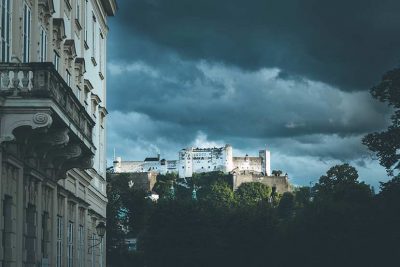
[53,18,66,49]
[38,0,55,25]
[43,128,70,147]
[44,143,94,179]
[0,112,53,144]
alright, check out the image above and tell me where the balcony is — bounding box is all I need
[0,63,95,180]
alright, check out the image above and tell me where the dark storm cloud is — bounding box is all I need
[106,0,395,186]
[107,58,390,140]
[111,0,400,91]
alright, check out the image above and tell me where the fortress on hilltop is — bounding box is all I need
[113,145,292,194]
[113,144,271,178]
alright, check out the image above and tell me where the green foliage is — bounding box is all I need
[106,173,152,266]
[108,168,399,267]
[362,68,400,175]
[278,192,295,218]
[293,186,311,208]
[153,173,177,197]
[199,180,234,207]
[192,171,232,187]
[234,182,271,206]
[272,169,283,176]
[313,164,372,202]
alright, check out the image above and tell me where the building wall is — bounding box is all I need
[111,172,157,192]
[113,157,178,175]
[178,146,229,178]
[178,145,271,178]
[232,172,292,194]
[0,0,116,266]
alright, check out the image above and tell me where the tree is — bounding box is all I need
[153,173,177,198]
[199,180,234,207]
[278,192,295,218]
[313,164,372,202]
[234,182,271,206]
[294,186,311,208]
[362,68,400,176]
[272,170,283,176]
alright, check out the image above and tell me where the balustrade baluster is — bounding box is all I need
[0,63,94,142]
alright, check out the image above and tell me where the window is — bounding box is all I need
[99,32,104,75]
[76,86,81,101]
[42,212,50,258]
[84,0,88,44]
[66,70,71,87]
[91,14,96,63]
[76,0,80,21]
[53,51,60,71]
[23,2,31,63]
[25,204,37,265]
[40,27,47,62]
[78,209,85,267]
[2,196,12,264]
[67,222,74,267]
[0,0,12,62]
[56,216,63,267]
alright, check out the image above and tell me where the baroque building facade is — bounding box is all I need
[0,0,116,266]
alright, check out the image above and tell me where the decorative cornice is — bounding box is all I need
[91,93,101,105]
[75,57,86,76]
[64,39,77,59]
[84,79,94,92]
[53,18,67,48]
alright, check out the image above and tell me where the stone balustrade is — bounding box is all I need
[0,62,94,143]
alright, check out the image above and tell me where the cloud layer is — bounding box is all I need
[106,0,397,187]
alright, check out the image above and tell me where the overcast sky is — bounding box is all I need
[106,0,400,188]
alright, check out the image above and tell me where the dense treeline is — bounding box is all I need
[107,68,400,267]
[107,168,400,267]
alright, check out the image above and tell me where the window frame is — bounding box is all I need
[53,51,60,71]
[0,0,12,62]
[56,215,63,267]
[23,2,31,63]
[39,26,47,62]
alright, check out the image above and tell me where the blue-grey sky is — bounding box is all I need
[106,0,400,188]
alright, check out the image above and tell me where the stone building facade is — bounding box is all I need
[232,171,292,194]
[113,155,178,175]
[0,0,116,266]
[178,145,271,178]
[114,145,272,179]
